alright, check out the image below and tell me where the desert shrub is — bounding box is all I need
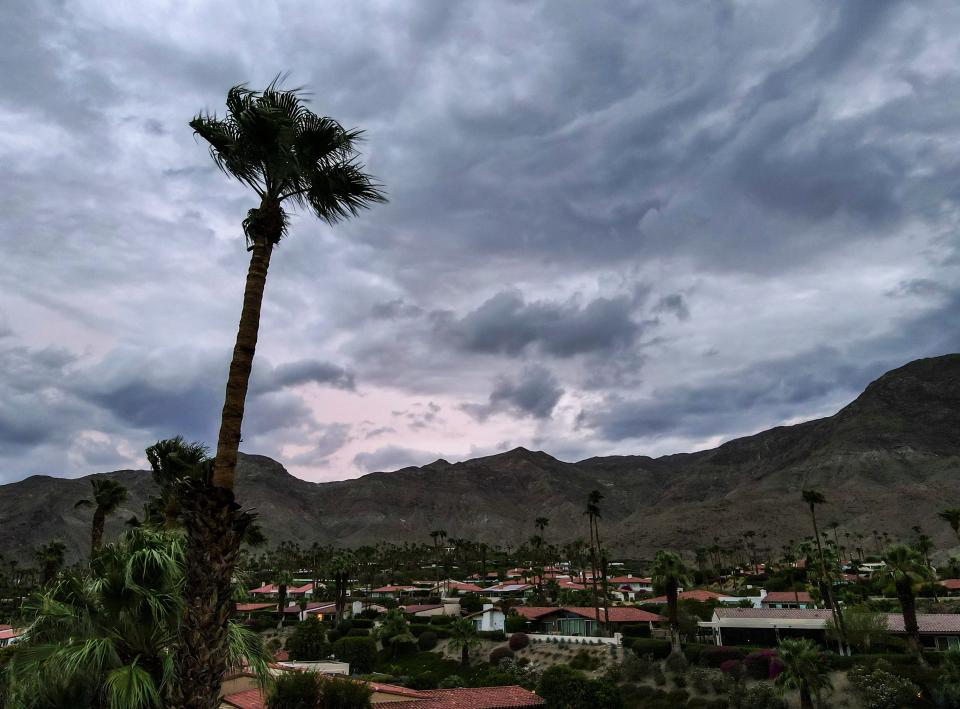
[478,630,507,641]
[489,646,515,663]
[285,616,328,661]
[684,643,711,665]
[509,632,530,651]
[706,700,729,709]
[701,646,746,668]
[417,631,438,651]
[438,674,464,688]
[665,652,689,674]
[719,659,744,678]
[629,638,671,659]
[331,636,378,674]
[622,652,652,682]
[688,667,711,694]
[710,671,727,693]
[570,649,601,671]
[740,683,787,709]
[848,666,920,709]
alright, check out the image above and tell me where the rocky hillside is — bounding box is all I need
[2,354,958,561]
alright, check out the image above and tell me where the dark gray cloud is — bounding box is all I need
[1,0,959,481]
[436,290,642,358]
[463,366,564,421]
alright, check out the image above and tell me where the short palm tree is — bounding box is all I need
[183,82,384,708]
[802,489,847,651]
[7,527,268,708]
[376,609,415,658]
[143,436,209,527]
[274,567,294,628]
[75,478,128,555]
[878,544,934,657]
[775,638,831,709]
[33,541,66,585]
[940,508,960,543]
[448,618,481,668]
[650,550,691,654]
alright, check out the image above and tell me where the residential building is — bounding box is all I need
[468,603,505,632]
[645,589,744,605]
[607,575,654,600]
[513,606,663,637]
[0,627,23,648]
[369,585,420,599]
[760,590,815,609]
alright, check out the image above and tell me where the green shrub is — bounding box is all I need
[740,683,786,709]
[438,674,464,688]
[505,614,528,633]
[478,630,507,641]
[621,624,651,638]
[653,665,666,686]
[665,652,689,675]
[347,628,369,637]
[332,636,378,674]
[848,666,920,709]
[700,645,746,668]
[350,618,374,629]
[406,672,439,689]
[509,632,529,651]
[417,631,438,651]
[429,615,454,626]
[318,674,373,708]
[688,667,711,694]
[630,638,671,659]
[285,616,328,661]
[569,649,601,671]
[267,671,321,709]
[409,623,432,636]
[489,646,515,663]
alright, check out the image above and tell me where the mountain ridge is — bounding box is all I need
[2,354,958,561]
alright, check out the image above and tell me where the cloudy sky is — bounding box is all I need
[2,0,959,483]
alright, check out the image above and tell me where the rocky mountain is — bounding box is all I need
[2,354,958,562]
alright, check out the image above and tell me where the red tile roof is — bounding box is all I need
[512,606,663,623]
[235,602,275,613]
[714,608,835,620]
[222,688,265,709]
[371,585,419,593]
[447,581,485,593]
[281,602,338,615]
[0,629,22,641]
[249,583,277,594]
[390,686,545,708]
[887,613,960,634]
[288,582,314,594]
[608,576,651,584]
[403,604,445,614]
[762,591,813,604]
[645,590,732,604]
[940,579,960,591]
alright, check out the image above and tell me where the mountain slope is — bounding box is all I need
[2,354,958,561]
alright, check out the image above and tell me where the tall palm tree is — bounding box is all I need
[33,541,66,585]
[448,617,481,668]
[584,490,604,635]
[650,550,691,655]
[273,567,294,628]
[878,544,934,657]
[144,436,209,527]
[429,529,447,590]
[939,508,960,543]
[329,551,354,626]
[75,478,129,555]
[775,638,831,709]
[802,489,847,652]
[184,81,384,709]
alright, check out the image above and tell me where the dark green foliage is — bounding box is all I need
[268,671,322,708]
[620,624,651,638]
[327,628,343,643]
[346,628,369,637]
[569,649,602,671]
[332,637,378,673]
[489,646,515,663]
[508,632,529,651]
[537,665,623,709]
[406,672,439,690]
[629,637,671,659]
[740,683,787,709]
[848,665,920,709]
[319,674,373,708]
[665,651,689,674]
[350,619,374,630]
[505,614,528,633]
[700,645,746,668]
[429,615,454,626]
[459,595,483,614]
[417,631,438,651]
[286,616,328,661]
[477,630,506,641]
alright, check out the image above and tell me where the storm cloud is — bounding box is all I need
[1,0,959,481]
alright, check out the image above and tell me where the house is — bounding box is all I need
[434,580,485,595]
[235,602,277,616]
[221,673,544,708]
[287,582,316,598]
[940,579,960,594]
[369,585,420,599]
[468,604,505,632]
[761,591,815,609]
[699,608,960,651]
[283,602,341,622]
[0,627,23,648]
[248,583,278,597]
[607,575,654,600]
[644,589,743,605]
[402,604,447,618]
[513,606,663,637]
[483,582,533,598]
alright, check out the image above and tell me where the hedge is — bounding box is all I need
[346,628,370,637]
[417,631,438,651]
[620,624,651,638]
[429,615,455,626]
[699,645,747,668]
[331,636,378,673]
[350,618,374,629]
[478,630,507,641]
[628,638,671,659]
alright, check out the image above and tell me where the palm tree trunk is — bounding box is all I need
[810,506,847,652]
[798,684,813,709]
[588,517,601,637]
[461,645,469,667]
[896,579,923,657]
[91,507,106,556]
[667,581,681,654]
[173,484,253,709]
[212,237,273,489]
[277,585,288,629]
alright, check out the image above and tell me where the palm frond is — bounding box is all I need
[104,661,162,709]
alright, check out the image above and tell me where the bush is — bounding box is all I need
[319,675,373,708]
[267,671,322,709]
[537,666,622,709]
[684,643,711,665]
[429,615,454,626]
[327,628,343,643]
[509,632,530,651]
[688,667,711,694]
[417,631,438,651]
[331,636,378,674]
[346,628,369,637]
[438,674,464,688]
[459,595,483,614]
[406,672,439,690]
[848,666,921,709]
[743,650,778,680]
[740,683,786,709]
[489,646,515,663]
[350,618,374,629]
[478,630,507,641]
[653,666,666,686]
[409,623,432,636]
[505,614,528,633]
[629,638,671,659]
[701,646,746,668]
[570,649,601,671]
[285,616,328,661]
[665,652,689,675]
[621,624,652,638]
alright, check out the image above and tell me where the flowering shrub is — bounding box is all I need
[744,649,780,680]
[719,659,745,677]
[848,666,920,709]
[702,645,747,667]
